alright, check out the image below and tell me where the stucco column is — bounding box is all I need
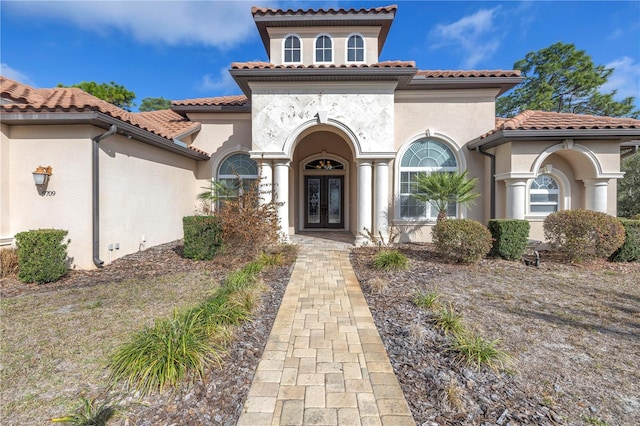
[584,179,609,213]
[355,160,373,245]
[374,160,390,242]
[258,159,272,205]
[273,160,290,242]
[504,179,527,220]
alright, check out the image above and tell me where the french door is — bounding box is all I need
[304,175,344,228]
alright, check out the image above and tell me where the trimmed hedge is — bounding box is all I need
[182,216,223,260]
[488,219,530,261]
[15,229,69,283]
[543,210,625,262]
[610,219,640,262]
[432,219,492,264]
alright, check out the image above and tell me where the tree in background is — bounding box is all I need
[413,170,480,222]
[497,42,638,118]
[139,97,172,112]
[618,153,640,218]
[58,81,136,111]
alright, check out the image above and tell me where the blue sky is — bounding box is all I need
[2,1,639,110]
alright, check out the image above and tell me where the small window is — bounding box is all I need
[315,35,332,63]
[529,174,559,214]
[399,139,458,220]
[347,35,364,62]
[284,35,301,63]
[217,153,259,202]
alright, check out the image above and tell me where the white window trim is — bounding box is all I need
[282,33,303,64]
[215,152,259,209]
[345,33,366,64]
[313,33,334,64]
[525,167,571,219]
[394,133,465,222]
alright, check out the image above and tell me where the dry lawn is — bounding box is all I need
[0,271,220,425]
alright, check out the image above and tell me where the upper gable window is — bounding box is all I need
[284,35,302,63]
[347,34,365,62]
[315,35,333,63]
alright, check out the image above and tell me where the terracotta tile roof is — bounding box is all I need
[481,110,640,139]
[172,95,249,107]
[231,61,415,69]
[1,76,202,144]
[251,5,397,17]
[415,70,521,78]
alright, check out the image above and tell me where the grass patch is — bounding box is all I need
[412,289,441,310]
[431,303,465,335]
[108,311,223,396]
[449,331,514,372]
[372,249,409,271]
[51,396,129,425]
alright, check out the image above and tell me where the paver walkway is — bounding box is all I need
[237,232,415,426]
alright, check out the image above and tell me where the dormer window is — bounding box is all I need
[284,35,301,63]
[347,34,365,62]
[315,35,332,63]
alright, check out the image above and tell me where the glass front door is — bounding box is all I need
[305,175,344,228]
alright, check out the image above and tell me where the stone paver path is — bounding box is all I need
[237,233,414,426]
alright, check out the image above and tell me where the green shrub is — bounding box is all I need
[543,210,625,262]
[488,219,530,261]
[432,219,492,263]
[610,219,640,262]
[372,249,409,271]
[182,216,222,260]
[15,229,69,283]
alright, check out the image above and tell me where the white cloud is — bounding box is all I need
[199,67,237,94]
[4,1,256,48]
[601,56,640,101]
[1,63,34,85]
[428,8,502,69]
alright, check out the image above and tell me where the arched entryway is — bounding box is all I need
[292,129,355,234]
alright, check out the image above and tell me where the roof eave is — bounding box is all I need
[171,104,252,114]
[230,67,417,97]
[0,111,210,160]
[406,76,523,96]
[467,128,640,150]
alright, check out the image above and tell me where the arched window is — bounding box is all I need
[529,174,559,214]
[399,139,458,219]
[347,34,364,62]
[284,35,301,63]
[217,153,259,202]
[315,35,332,63]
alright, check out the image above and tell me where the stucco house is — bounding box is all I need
[2,5,639,269]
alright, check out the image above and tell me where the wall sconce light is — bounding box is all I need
[32,166,53,186]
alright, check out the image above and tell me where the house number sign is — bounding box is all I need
[39,190,56,196]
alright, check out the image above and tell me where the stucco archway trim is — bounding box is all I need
[530,141,623,179]
[283,118,363,159]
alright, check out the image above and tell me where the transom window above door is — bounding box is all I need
[315,35,333,63]
[399,139,458,220]
[305,159,344,170]
[284,35,302,63]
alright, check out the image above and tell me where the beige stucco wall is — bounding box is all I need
[1,123,11,243]
[98,133,198,266]
[392,89,498,241]
[267,27,380,65]
[3,125,93,267]
[2,124,200,269]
